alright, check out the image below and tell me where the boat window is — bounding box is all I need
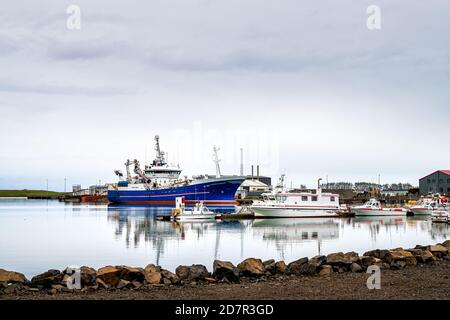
[302,196,308,201]
[330,196,335,202]
[312,196,318,201]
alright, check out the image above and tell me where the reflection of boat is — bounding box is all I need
[250,176,340,218]
[352,199,408,216]
[170,197,217,221]
[431,210,449,223]
[108,136,245,206]
[353,216,406,225]
[252,218,340,241]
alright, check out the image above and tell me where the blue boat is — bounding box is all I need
[108,135,245,206]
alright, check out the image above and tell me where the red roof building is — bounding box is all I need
[419,170,450,195]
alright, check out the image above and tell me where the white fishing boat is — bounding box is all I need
[431,210,449,223]
[250,176,340,218]
[351,199,408,216]
[170,197,217,221]
[410,195,448,215]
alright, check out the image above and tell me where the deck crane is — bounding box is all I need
[133,159,151,183]
[124,159,133,183]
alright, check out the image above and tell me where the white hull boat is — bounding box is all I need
[171,197,217,221]
[410,196,448,216]
[352,199,408,217]
[250,176,340,218]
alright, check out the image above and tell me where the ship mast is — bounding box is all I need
[212,146,221,178]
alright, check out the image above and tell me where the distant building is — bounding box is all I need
[380,190,409,197]
[419,170,450,196]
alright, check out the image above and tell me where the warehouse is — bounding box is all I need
[419,170,450,196]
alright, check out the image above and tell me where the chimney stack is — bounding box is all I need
[257,165,260,180]
[251,165,254,179]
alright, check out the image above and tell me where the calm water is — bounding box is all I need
[0,199,449,279]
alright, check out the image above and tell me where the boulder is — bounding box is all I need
[117,279,131,289]
[363,249,390,260]
[385,249,417,266]
[189,265,209,281]
[309,255,326,268]
[275,261,287,274]
[0,269,28,284]
[31,269,63,288]
[213,260,239,283]
[175,265,209,281]
[144,264,162,285]
[238,258,264,277]
[288,257,308,274]
[80,266,97,287]
[359,256,377,269]
[407,249,435,263]
[350,263,363,273]
[264,262,276,275]
[390,261,406,270]
[160,269,180,285]
[263,259,275,268]
[118,266,145,282]
[428,245,448,258]
[441,240,450,252]
[326,252,356,267]
[96,266,122,287]
[175,266,191,280]
[96,278,109,289]
[297,263,318,276]
[319,265,333,277]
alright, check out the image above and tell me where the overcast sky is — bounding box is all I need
[1,0,449,191]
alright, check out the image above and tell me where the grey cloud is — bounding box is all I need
[0,80,135,96]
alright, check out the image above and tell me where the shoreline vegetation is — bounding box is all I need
[0,190,66,199]
[1,241,449,300]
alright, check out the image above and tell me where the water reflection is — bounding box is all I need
[1,200,449,279]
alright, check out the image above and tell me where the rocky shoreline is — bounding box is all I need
[1,241,449,299]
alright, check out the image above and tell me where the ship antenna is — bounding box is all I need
[154,135,165,165]
[213,146,221,178]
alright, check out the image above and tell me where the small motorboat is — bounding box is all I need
[410,195,448,215]
[351,199,408,216]
[171,197,217,221]
[431,210,449,223]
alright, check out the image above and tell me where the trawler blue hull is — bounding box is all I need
[108,177,245,206]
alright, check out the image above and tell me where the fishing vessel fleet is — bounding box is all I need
[108,136,245,206]
[108,135,449,222]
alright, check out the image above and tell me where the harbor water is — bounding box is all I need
[0,199,449,279]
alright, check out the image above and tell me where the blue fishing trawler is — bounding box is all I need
[108,136,245,206]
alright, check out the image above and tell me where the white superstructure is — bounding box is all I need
[250,176,340,218]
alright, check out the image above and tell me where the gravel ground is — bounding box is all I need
[1,261,449,300]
